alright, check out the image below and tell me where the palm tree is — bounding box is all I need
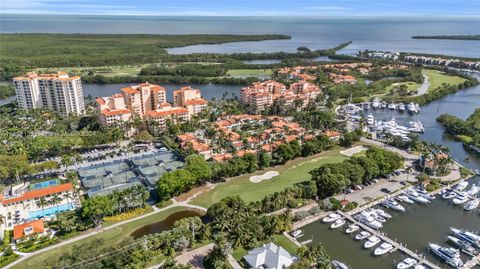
[36,197,49,218]
[50,194,63,214]
[63,192,73,209]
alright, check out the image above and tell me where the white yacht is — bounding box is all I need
[409,121,424,133]
[375,209,392,219]
[397,103,406,112]
[291,230,302,238]
[355,231,371,240]
[381,198,406,212]
[345,224,359,234]
[371,98,380,109]
[364,236,381,248]
[464,198,479,211]
[388,102,397,110]
[323,213,341,223]
[367,113,375,126]
[331,219,346,229]
[447,235,479,257]
[428,243,463,268]
[373,242,394,256]
[413,265,426,269]
[407,102,417,113]
[406,190,430,204]
[415,104,421,112]
[396,195,415,204]
[414,187,435,200]
[380,101,387,109]
[452,192,469,205]
[466,184,480,196]
[442,191,457,200]
[450,228,480,248]
[355,211,383,229]
[332,260,349,269]
[396,258,417,269]
[455,181,469,192]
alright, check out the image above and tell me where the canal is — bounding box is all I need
[302,74,480,269]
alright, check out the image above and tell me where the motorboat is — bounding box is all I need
[396,257,417,269]
[409,121,424,133]
[414,187,435,200]
[396,195,415,204]
[381,198,406,212]
[355,231,371,240]
[452,192,469,205]
[428,243,463,268]
[367,113,375,126]
[371,98,380,109]
[355,211,383,229]
[373,242,394,256]
[455,181,469,192]
[323,213,341,223]
[450,228,480,248]
[413,265,426,269]
[464,199,479,211]
[332,260,349,269]
[407,102,417,113]
[375,209,392,219]
[331,219,346,229]
[388,102,396,110]
[363,103,370,110]
[447,235,479,257]
[406,190,430,204]
[381,101,387,109]
[466,184,480,196]
[364,236,381,248]
[345,224,359,234]
[291,230,302,238]
[397,103,406,112]
[442,191,457,200]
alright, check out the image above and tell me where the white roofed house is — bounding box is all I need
[243,242,295,269]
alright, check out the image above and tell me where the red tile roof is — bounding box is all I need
[145,107,188,117]
[185,99,208,106]
[2,183,73,205]
[13,220,45,240]
[101,109,131,116]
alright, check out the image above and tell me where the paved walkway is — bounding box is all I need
[4,200,204,269]
[175,243,214,269]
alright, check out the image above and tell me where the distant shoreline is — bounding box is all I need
[412,35,480,41]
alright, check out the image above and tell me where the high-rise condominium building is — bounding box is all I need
[13,71,85,116]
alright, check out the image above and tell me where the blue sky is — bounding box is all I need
[2,0,479,16]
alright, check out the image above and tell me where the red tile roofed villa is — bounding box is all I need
[324,130,342,140]
[0,183,76,230]
[212,153,233,162]
[13,219,45,242]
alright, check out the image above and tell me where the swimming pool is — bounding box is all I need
[28,203,74,219]
[30,179,60,190]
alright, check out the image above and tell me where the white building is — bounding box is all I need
[243,242,295,269]
[13,71,85,116]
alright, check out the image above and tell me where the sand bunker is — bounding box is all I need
[340,145,368,157]
[249,171,279,183]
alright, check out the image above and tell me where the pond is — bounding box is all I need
[130,209,205,239]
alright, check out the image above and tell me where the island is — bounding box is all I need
[411,35,480,41]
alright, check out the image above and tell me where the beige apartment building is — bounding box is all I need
[13,71,85,116]
[96,83,207,132]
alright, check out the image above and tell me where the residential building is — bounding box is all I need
[96,83,207,132]
[240,80,321,113]
[243,242,295,269]
[13,71,85,116]
[13,219,46,242]
[0,181,77,233]
[173,86,208,116]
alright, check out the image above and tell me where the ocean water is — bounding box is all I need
[1,15,479,57]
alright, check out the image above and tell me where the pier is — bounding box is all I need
[462,252,480,269]
[337,211,442,269]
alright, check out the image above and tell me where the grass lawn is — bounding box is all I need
[11,206,194,269]
[227,69,273,76]
[190,148,348,208]
[422,69,467,92]
[385,81,420,93]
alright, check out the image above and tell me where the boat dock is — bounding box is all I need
[461,252,480,269]
[337,211,442,269]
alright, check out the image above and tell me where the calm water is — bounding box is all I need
[1,15,479,58]
[303,74,480,269]
[130,209,204,239]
